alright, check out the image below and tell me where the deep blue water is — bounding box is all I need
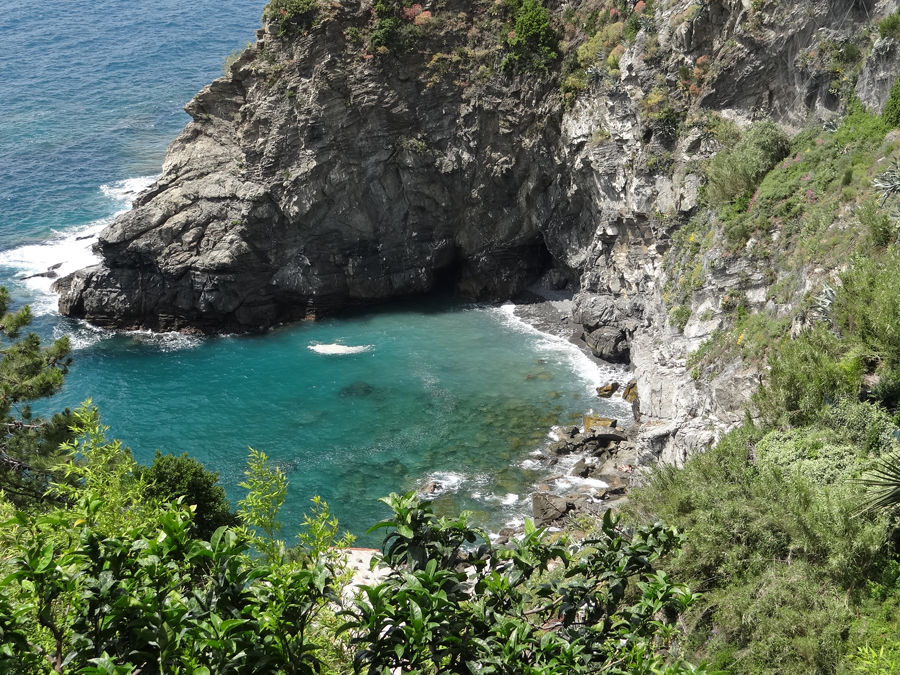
[0,0,631,541]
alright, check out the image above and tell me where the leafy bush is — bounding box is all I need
[705,120,791,206]
[262,0,320,35]
[0,504,343,674]
[501,0,558,73]
[342,493,711,674]
[141,451,240,540]
[0,407,352,675]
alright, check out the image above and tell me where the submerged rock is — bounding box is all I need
[339,381,374,397]
[583,415,617,430]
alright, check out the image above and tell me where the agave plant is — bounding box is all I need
[857,450,900,513]
[823,117,841,133]
[873,158,900,207]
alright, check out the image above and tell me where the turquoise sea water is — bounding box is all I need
[0,0,631,541]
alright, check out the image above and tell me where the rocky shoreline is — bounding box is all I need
[416,284,642,540]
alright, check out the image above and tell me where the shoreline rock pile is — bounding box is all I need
[529,417,646,528]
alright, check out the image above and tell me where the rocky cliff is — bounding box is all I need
[55,0,900,462]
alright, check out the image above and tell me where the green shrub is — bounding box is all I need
[705,120,791,206]
[624,12,642,41]
[628,424,893,674]
[222,49,241,77]
[262,0,319,34]
[884,77,900,129]
[140,451,240,540]
[870,369,900,410]
[849,643,900,675]
[879,13,900,40]
[501,0,558,73]
[753,325,859,427]
[706,562,853,674]
[826,397,899,456]
[630,425,889,590]
[835,256,900,368]
[754,426,861,486]
[575,30,604,68]
[669,304,691,331]
[836,96,890,146]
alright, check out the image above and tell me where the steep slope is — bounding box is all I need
[55,0,899,459]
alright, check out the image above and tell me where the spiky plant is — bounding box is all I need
[873,158,900,207]
[858,450,900,513]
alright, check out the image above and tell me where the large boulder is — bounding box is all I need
[584,327,630,363]
[532,493,571,527]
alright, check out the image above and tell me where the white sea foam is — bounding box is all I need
[308,343,373,355]
[0,175,158,317]
[493,302,629,395]
[552,476,609,492]
[100,176,156,202]
[54,322,207,352]
[519,459,542,470]
[501,493,518,505]
[123,329,205,352]
[504,516,525,529]
[417,471,466,499]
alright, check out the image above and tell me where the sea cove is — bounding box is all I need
[51,296,631,540]
[0,0,632,540]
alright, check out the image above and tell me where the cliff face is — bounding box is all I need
[56,0,567,333]
[56,0,898,460]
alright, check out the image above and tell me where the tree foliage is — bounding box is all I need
[341,492,716,675]
[0,412,349,675]
[0,287,74,507]
[501,0,558,73]
[140,451,240,541]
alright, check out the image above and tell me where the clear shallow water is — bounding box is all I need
[0,0,632,543]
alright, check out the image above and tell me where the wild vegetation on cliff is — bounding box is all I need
[626,62,900,672]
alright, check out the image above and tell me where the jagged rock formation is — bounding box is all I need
[56,0,899,460]
[55,0,565,333]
